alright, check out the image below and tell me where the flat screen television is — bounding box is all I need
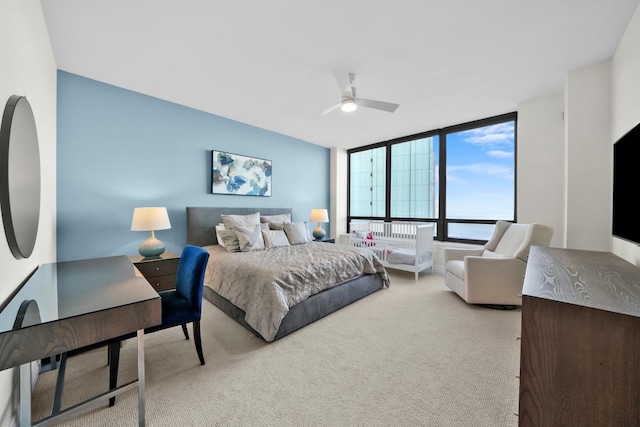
[612,120,640,245]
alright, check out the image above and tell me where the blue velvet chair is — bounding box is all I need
[108,245,209,405]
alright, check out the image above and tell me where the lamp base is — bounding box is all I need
[312,226,326,240]
[139,232,165,259]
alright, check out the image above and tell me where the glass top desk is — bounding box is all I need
[0,255,161,426]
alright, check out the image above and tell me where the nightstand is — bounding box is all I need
[129,252,180,292]
[315,238,335,243]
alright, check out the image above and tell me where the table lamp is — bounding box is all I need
[131,207,171,259]
[309,209,329,240]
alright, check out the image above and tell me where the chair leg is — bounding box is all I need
[108,341,121,407]
[181,324,190,340]
[51,353,67,415]
[193,321,205,365]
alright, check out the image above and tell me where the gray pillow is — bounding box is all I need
[218,229,241,252]
[268,222,284,230]
[262,229,290,249]
[221,212,260,230]
[260,213,291,224]
[283,222,312,245]
[235,225,265,251]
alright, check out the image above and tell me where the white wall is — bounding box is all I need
[517,61,614,255]
[0,1,57,425]
[565,61,612,252]
[612,2,640,265]
[516,93,566,249]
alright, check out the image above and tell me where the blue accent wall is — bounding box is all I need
[57,71,330,261]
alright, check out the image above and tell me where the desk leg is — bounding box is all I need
[137,330,145,427]
[19,363,32,427]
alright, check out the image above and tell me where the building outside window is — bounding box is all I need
[390,136,437,219]
[349,146,386,217]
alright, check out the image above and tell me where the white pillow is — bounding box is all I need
[354,230,368,239]
[262,230,290,249]
[283,222,312,245]
[215,224,226,247]
[221,212,260,230]
[235,224,265,252]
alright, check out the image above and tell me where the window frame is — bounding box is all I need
[347,112,517,243]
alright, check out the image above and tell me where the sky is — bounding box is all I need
[444,121,515,220]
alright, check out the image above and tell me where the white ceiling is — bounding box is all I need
[40,0,639,150]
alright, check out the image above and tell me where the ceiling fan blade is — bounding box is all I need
[332,69,355,98]
[357,98,400,113]
[313,102,341,118]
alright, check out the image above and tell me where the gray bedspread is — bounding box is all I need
[203,242,390,341]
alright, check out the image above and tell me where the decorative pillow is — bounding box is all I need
[235,225,265,252]
[260,213,291,224]
[268,222,284,230]
[260,222,270,231]
[218,229,241,252]
[284,222,312,245]
[262,230,290,249]
[261,230,272,248]
[304,221,315,241]
[215,224,226,247]
[221,212,260,230]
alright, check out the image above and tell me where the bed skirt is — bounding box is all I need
[204,272,385,341]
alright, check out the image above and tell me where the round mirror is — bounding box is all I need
[0,95,41,259]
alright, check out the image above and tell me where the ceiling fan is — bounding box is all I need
[314,70,400,117]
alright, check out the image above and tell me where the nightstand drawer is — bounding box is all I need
[129,252,180,293]
[134,258,179,278]
[145,274,176,292]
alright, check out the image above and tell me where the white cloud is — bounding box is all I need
[447,163,513,180]
[460,122,515,148]
[487,150,513,158]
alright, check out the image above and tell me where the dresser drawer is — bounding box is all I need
[134,258,180,278]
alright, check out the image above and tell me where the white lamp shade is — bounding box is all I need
[309,209,329,223]
[131,207,171,231]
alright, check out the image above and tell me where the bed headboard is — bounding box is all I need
[186,207,293,247]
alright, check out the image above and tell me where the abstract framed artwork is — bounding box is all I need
[211,150,272,196]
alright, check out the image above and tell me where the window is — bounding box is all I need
[347,113,516,243]
[349,146,386,217]
[390,136,438,219]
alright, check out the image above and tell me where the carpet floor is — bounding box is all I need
[31,270,521,426]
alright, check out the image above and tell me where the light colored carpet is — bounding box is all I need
[31,271,521,426]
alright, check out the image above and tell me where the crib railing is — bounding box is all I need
[349,222,434,277]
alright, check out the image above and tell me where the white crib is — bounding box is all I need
[349,222,434,280]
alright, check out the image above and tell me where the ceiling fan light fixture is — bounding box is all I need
[341,99,357,112]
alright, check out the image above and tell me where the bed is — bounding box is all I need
[186,207,389,342]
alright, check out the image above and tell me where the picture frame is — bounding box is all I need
[211,150,272,196]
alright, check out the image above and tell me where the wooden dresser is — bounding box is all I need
[519,246,640,426]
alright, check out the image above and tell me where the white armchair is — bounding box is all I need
[444,221,553,306]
